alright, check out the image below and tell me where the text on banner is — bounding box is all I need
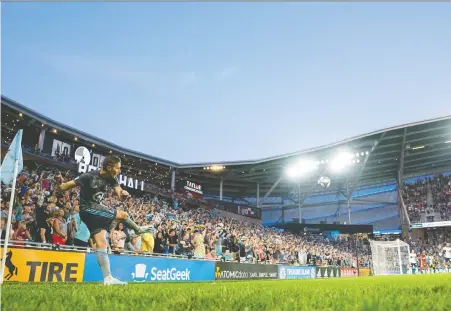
[1,248,85,283]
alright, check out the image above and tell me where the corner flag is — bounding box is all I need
[1,129,23,285]
[0,129,23,185]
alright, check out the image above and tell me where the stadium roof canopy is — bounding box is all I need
[2,95,451,200]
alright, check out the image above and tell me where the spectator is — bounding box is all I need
[192,229,205,258]
[213,235,223,258]
[180,228,193,255]
[126,235,143,255]
[0,201,7,219]
[205,248,216,260]
[111,223,127,253]
[141,231,154,254]
[70,205,90,247]
[167,229,179,255]
[153,231,166,254]
[52,209,67,245]
[62,201,72,221]
[238,240,247,263]
[35,202,51,243]
[1,218,13,240]
[13,221,31,241]
[18,204,34,228]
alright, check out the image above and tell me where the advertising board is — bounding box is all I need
[83,254,215,282]
[358,268,371,276]
[183,180,203,195]
[315,266,341,278]
[410,221,451,229]
[214,262,278,280]
[1,247,85,283]
[340,268,359,278]
[278,266,316,280]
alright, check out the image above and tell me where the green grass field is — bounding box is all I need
[2,274,451,311]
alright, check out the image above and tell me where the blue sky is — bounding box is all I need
[2,3,450,164]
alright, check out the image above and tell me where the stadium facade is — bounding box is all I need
[2,95,451,234]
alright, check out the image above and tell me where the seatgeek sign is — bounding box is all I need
[82,254,215,282]
[74,146,144,191]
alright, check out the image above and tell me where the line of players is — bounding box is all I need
[408,244,451,274]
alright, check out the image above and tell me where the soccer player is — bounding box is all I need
[56,155,150,285]
[426,252,435,274]
[420,251,426,274]
[442,243,451,272]
[409,249,418,274]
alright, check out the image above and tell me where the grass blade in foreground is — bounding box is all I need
[2,274,451,311]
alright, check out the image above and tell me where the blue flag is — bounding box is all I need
[0,129,24,185]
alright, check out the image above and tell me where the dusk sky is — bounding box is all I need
[2,3,450,164]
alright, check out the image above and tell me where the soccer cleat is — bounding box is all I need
[104,276,127,286]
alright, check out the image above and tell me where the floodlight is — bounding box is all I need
[285,159,318,179]
[329,152,353,173]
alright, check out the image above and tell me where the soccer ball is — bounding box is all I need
[318,176,331,189]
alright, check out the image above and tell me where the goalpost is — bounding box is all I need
[370,239,410,276]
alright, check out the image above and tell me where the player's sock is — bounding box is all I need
[124,216,142,233]
[96,249,112,278]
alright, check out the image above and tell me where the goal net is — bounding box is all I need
[370,239,410,276]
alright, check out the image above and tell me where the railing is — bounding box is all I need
[1,240,209,261]
[1,239,355,268]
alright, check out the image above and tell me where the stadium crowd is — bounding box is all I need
[1,162,373,268]
[404,228,451,272]
[403,174,451,224]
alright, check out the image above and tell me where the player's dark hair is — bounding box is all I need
[102,155,121,170]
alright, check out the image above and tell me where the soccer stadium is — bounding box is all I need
[2,3,451,311]
[1,94,451,310]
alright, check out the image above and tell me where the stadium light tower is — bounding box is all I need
[285,159,318,224]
